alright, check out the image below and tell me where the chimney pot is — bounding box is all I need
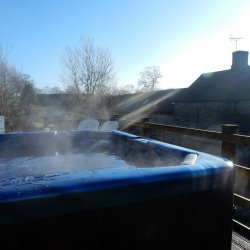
[231,50,249,71]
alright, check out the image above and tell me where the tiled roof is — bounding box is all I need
[176,67,250,102]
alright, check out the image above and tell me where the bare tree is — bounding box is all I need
[137,66,162,91]
[20,82,38,115]
[0,46,34,130]
[111,84,136,95]
[60,39,117,116]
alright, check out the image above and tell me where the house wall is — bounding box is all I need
[235,101,250,114]
[150,101,250,132]
[174,103,198,128]
[150,114,176,125]
[174,101,236,130]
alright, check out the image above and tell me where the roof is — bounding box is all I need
[111,89,183,117]
[176,67,250,102]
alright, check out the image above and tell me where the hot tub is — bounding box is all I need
[0,130,235,249]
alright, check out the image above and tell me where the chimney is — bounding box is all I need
[231,50,249,71]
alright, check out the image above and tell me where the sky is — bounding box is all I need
[1,0,250,90]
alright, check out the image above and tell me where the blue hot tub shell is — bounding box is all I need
[0,130,235,250]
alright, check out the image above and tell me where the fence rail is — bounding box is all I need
[116,117,250,236]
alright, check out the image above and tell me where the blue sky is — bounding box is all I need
[1,0,250,89]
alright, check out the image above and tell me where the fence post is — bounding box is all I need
[141,118,150,137]
[221,124,238,162]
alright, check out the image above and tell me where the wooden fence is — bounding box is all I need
[114,116,250,237]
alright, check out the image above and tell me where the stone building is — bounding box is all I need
[109,51,250,163]
[173,50,250,133]
[111,51,250,135]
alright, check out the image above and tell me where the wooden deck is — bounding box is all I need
[232,232,250,249]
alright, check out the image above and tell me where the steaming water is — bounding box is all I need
[0,152,135,179]
[0,135,184,180]
[0,149,183,180]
